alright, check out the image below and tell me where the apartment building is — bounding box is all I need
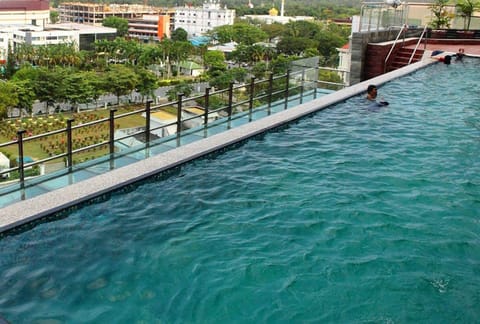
[174,0,235,37]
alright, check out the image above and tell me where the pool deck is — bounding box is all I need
[0,59,437,234]
[405,41,480,57]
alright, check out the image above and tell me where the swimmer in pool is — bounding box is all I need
[366,84,389,107]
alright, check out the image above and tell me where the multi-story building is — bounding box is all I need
[59,2,160,26]
[59,2,176,42]
[128,13,174,42]
[0,23,116,59]
[0,0,50,28]
[174,0,235,37]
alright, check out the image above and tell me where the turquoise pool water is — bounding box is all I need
[1,58,479,322]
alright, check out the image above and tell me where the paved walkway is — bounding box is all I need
[406,41,480,57]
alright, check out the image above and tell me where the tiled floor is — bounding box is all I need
[406,41,480,57]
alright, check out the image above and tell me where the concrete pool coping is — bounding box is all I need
[0,58,436,233]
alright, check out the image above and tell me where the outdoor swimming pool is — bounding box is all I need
[0,58,479,322]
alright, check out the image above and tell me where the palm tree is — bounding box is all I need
[456,0,480,30]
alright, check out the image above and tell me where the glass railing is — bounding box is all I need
[0,67,343,207]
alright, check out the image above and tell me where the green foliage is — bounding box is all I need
[232,23,268,45]
[318,70,344,90]
[11,79,36,116]
[277,36,317,56]
[103,65,139,104]
[456,0,480,30]
[102,16,129,37]
[204,50,227,73]
[209,23,267,45]
[270,55,296,76]
[171,28,188,42]
[135,67,159,101]
[429,0,454,29]
[50,10,60,24]
[284,21,321,38]
[0,81,19,119]
[251,62,268,80]
[207,25,234,44]
[229,67,248,83]
[166,82,194,101]
[260,23,287,42]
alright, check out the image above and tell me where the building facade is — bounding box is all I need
[0,0,50,28]
[58,3,160,26]
[128,13,174,42]
[174,0,235,37]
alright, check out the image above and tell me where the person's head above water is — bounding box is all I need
[366,84,389,107]
[367,84,378,101]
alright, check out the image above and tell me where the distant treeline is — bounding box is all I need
[51,0,360,19]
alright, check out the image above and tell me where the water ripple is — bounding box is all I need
[1,58,480,323]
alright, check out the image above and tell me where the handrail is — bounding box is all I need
[408,25,428,64]
[384,24,407,73]
[0,66,323,191]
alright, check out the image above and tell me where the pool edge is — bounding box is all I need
[0,60,435,233]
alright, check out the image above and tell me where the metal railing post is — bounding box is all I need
[228,81,234,119]
[145,100,152,144]
[267,72,274,111]
[66,118,74,169]
[109,109,117,155]
[300,69,305,104]
[17,129,26,187]
[249,76,255,121]
[109,109,117,170]
[284,69,290,110]
[177,93,184,136]
[204,87,211,126]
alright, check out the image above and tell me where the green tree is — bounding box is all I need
[277,36,316,56]
[11,80,36,117]
[251,61,268,80]
[429,0,453,29]
[35,67,68,112]
[229,67,248,83]
[232,23,267,45]
[171,28,188,42]
[166,82,194,101]
[230,44,250,66]
[103,65,139,105]
[208,25,234,44]
[171,41,194,75]
[315,30,345,65]
[261,23,286,42]
[102,16,129,37]
[270,55,295,75]
[204,50,227,73]
[50,10,60,24]
[284,21,321,38]
[135,67,159,102]
[0,81,18,119]
[209,71,234,91]
[63,71,96,112]
[456,0,480,30]
[84,71,106,108]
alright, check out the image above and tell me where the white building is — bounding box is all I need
[0,23,116,62]
[0,0,50,28]
[174,0,235,37]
